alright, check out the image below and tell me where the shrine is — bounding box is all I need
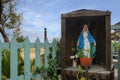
[60,9,114,80]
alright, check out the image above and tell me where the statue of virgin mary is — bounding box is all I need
[77,24,96,58]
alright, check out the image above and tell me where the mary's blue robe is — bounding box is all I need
[77,31,96,57]
[77,31,95,49]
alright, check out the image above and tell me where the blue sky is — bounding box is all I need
[16,0,120,42]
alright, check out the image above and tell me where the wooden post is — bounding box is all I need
[44,28,47,41]
[105,14,111,70]
[61,15,66,69]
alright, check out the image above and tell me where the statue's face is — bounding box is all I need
[83,25,88,31]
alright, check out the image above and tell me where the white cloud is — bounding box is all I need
[19,3,61,42]
[17,0,120,42]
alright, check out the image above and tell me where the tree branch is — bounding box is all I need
[0,26,9,42]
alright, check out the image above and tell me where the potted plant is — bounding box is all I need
[76,45,96,67]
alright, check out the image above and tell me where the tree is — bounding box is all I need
[0,0,23,79]
[0,0,22,42]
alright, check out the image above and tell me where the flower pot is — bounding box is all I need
[80,58,93,67]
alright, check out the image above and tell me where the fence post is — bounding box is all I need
[52,41,56,59]
[111,41,113,67]
[44,39,49,80]
[10,38,18,80]
[118,48,120,80]
[44,39,49,68]
[35,38,41,80]
[24,37,30,80]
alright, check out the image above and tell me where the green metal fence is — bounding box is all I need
[111,41,119,67]
[111,40,120,80]
[0,37,56,80]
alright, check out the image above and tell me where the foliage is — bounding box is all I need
[76,45,96,58]
[2,75,7,80]
[112,39,120,52]
[16,35,25,42]
[34,44,58,80]
[119,45,120,50]
[35,59,58,80]
[76,48,84,58]
[77,65,86,80]
[90,45,96,58]
[118,43,120,50]
[113,40,119,47]
[2,49,24,78]
[47,59,58,80]
[47,46,58,80]
[2,49,10,78]
[17,49,24,75]
[35,66,46,74]
[0,0,22,42]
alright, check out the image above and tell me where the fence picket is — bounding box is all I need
[24,37,30,80]
[35,38,41,80]
[10,37,18,80]
[111,41,113,66]
[44,39,49,68]
[52,41,56,59]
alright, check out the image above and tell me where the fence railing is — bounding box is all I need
[0,37,56,80]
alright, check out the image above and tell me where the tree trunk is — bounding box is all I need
[0,1,9,42]
[0,27,9,42]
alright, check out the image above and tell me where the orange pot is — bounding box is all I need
[80,58,93,67]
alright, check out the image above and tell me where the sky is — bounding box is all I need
[14,0,120,42]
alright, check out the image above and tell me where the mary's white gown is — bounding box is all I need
[83,32,90,58]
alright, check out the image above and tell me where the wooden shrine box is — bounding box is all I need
[61,9,113,80]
